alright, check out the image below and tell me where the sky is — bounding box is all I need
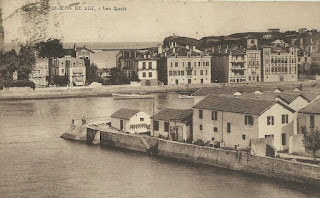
[1,0,320,44]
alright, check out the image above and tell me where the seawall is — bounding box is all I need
[99,130,320,186]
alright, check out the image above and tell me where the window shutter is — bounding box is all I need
[245,116,247,125]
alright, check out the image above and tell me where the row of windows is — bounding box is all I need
[153,121,169,132]
[170,61,210,68]
[264,66,297,74]
[199,110,288,126]
[142,72,153,78]
[199,123,232,133]
[271,58,296,64]
[142,62,153,69]
[169,70,208,76]
[247,60,260,66]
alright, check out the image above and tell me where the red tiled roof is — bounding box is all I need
[111,108,140,120]
[151,108,193,122]
[193,94,295,115]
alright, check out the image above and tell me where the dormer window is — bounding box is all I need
[175,53,178,58]
[187,53,191,58]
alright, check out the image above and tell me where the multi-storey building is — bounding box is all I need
[29,58,49,87]
[229,49,247,83]
[136,52,159,86]
[75,46,94,61]
[193,94,296,151]
[246,50,261,82]
[167,46,211,85]
[262,47,298,82]
[116,50,139,78]
[49,57,86,86]
[311,52,320,65]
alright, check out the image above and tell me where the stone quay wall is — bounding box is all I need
[99,130,320,185]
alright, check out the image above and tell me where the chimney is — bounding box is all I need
[186,45,189,49]
[192,46,196,51]
[225,48,228,53]
[212,47,215,53]
[172,48,175,53]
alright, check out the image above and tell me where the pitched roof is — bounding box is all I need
[299,99,320,114]
[193,94,295,115]
[167,46,205,57]
[151,108,193,122]
[111,108,140,120]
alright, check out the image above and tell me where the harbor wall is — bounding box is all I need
[100,130,320,185]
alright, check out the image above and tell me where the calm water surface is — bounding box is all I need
[0,93,318,198]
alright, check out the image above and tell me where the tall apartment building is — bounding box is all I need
[246,50,261,82]
[229,49,247,83]
[167,46,211,85]
[262,47,298,82]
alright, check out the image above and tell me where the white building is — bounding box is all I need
[167,46,211,85]
[193,94,296,151]
[262,47,298,82]
[29,58,49,87]
[111,108,151,134]
[136,52,158,86]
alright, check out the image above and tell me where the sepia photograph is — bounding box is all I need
[1,0,320,197]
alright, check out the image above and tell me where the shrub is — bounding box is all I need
[3,80,35,89]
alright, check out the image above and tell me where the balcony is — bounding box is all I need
[230,59,246,63]
[230,66,246,70]
[230,75,246,79]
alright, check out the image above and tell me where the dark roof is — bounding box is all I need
[76,46,95,53]
[167,46,203,57]
[299,99,320,114]
[193,86,276,97]
[151,108,193,122]
[111,108,140,120]
[193,94,295,115]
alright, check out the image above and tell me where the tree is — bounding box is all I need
[35,38,64,58]
[86,63,99,84]
[303,127,320,160]
[17,45,36,80]
[0,49,19,80]
[307,63,320,75]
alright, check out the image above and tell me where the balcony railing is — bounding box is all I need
[230,75,246,78]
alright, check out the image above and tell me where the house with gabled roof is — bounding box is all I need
[151,108,193,142]
[192,95,296,151]
[298,98,320,133]
[110,108,151,134]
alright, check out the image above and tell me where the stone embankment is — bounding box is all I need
[1,79,318,101]
[61,122,320,186]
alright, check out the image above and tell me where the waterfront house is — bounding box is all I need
[29,57,49,87]
[151,108,193,142]
[49,57,86,86]
[75,46,95,62]
[136,51,159,86]
[166,46,211,85]
[193,94,296,151]
[116,50,139,78]
[110,108,151,134]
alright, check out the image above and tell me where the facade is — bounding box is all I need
[311,52,320,65]
[262,47,298,82]
[167,46,211,85]
[246,50,261,82]
[116,50,139,78]
[298,99,320,134]
[110,108,151,134]
[136,52,159,86]
[29,58,49,87]
[75,46,94,61]
[50,57,86,86]
[210,53,229,83]
[193,95,295,151]
[229,49,247,83]
[151,108,193,142]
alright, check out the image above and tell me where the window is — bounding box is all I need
[310,115,315,128]
[282,133,286,145]
[143,72,146,77]
[212,111,217,120]
[199,110,203,119]
[153,121,159,131]
[200,70,203,75]
[242,134,246,140]
[164,122,169,132]
[227,123,231,133]
[148,62,152,69]
[200,124,203,130]
[245,115,254,125]
[214,127,218,132]
[206,70,208,75]
[175,62,178,67]
[140,118,144,121]
[282,114,288,124]
[267,116,274,125]
[181,70,184,76]
[142,62,146,69]
[194,70,197,76]
[149,72,152,77]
